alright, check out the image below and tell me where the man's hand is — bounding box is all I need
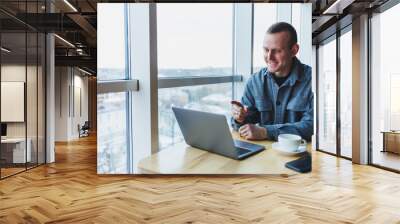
[231,102,247,123]
[238,124,267,140]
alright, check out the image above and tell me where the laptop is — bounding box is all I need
[172,106,265,160]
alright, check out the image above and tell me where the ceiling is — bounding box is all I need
[0,0,98,74]
[0,0,391,75]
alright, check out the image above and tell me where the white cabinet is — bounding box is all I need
[1,138,32,163]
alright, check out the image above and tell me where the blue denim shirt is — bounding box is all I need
[231,57,313,141]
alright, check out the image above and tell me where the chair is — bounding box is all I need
[78,121,90,138]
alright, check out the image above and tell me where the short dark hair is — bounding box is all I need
[266,22,298,47]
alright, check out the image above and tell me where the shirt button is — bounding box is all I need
[276,101,281,106]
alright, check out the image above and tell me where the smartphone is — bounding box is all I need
[285,152,312,173]
[231,100,248,112]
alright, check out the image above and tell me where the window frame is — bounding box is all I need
[97,3,136,173]
[316,35,338,156]
[315,21,353,160]
[368,0,400,173]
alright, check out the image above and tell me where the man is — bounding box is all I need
[231,22,313,141]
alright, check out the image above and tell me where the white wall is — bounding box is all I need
[55,66,69,141]
[1,65,26,139]
[72,73,89,138]
[55,67,89,141]
[1,63,46,163]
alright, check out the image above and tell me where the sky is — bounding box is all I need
[98,3,233,69]
[97,3,309,70]
[98,4,126,69]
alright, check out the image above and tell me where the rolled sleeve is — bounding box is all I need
[264,124,281,140]
[230,76,260,130]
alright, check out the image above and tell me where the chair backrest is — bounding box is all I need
[82,121,90,129]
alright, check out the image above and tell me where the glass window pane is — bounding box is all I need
[38,33,46,165]
[157,3,232,74]
[371,4,400,171]
[390,75,400,127]
[157,4,234,150]
[98,4,127,81]
[291,4,301,42]
[1,31,27,177]
[97,92,129,174]
[158,83,232,150]
[27,31,38,168]
[340,30,352,158]
[318,38,337,154]
[253,3,277,71]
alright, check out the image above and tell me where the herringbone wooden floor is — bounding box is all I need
[1,135,400,223]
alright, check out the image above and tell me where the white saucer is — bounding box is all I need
[271,142,307,156]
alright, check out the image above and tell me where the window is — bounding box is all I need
[317,37,337,154]
[158,83,231,149]
[97,4,127,81]
[339,29,352,158]
[157,3,232,72]
[157,3,234,150]
[97,4,130,173]
[371,3,400,171]
[291,4,301,40]
[390,75,400,129]
[316,26,353,160]
[253,3,277,71]
[97,92,129,173]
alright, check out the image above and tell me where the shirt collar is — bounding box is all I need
[264,57,302,86]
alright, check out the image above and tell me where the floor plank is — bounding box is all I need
[372,150,400,171]
[1,135,400,223]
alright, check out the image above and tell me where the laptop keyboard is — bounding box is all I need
[235,140,258,148]
[236,147,251,155]
[234,140,256,153]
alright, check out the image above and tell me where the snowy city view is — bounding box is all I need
[158,80,232,150]
[97,67,234,172]
[97,91,128,174]
[157,3,233,152]
[158,67,233,150]
[97,3,236,173]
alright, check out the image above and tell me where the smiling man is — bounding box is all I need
[231,22,313,141]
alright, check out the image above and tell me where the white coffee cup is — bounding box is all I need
[277,134,306,152]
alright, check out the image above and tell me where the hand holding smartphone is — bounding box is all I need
[230,100,247,111]
[231,100,248,123]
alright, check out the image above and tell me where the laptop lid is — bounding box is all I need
[172,106,239,159]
